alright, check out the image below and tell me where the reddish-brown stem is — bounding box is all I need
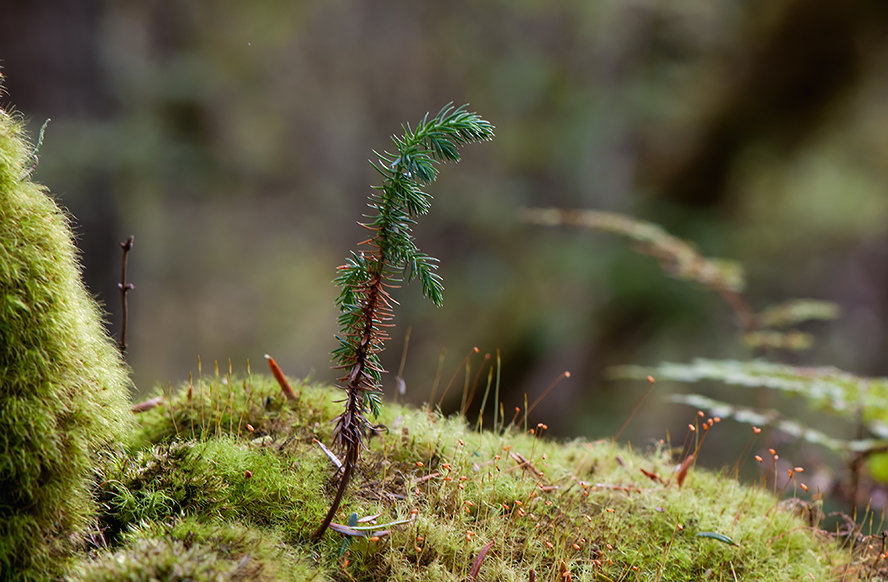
[314,255,387,541]
[313,438,359,540]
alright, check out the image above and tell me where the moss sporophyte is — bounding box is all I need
[313,104,495,539]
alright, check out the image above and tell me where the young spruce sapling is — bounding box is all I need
[313,104,494,539]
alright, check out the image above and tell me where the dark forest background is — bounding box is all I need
[3,0,888,450]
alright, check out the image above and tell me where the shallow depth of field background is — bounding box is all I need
[3,1,888,465]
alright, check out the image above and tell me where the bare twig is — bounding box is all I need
[117,236,135,353]
[131,395,162,413]
[414,472,441,484]
[509,451,543,477]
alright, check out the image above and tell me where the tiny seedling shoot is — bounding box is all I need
[313,104,494,540]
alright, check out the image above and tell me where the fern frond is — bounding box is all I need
[523,208,745,293]
[526,208,840,355]
[741,330,814,351]
[669,393,885,454]
[756,299,840,329]
[613,358,888,438]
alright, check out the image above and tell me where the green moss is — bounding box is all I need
[76,374,859,581]
[94,435,330,544]
[74,519,322,582]
[0,99,133,578]
[128,371,338,450]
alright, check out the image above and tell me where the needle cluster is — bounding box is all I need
[314,104,494,539]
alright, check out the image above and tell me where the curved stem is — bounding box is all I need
[316,269,384,540]
[312,442,358,540]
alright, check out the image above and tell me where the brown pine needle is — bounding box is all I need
[265,354,297,401]
[466,540,495,582]
[676,454,695,488]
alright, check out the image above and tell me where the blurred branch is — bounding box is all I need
[524,207,753,330]
[117,235,134,354]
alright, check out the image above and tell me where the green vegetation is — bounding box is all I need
[2,91,880,580]
[529,208,888,518]
[318,104,494,538]
[0,99,133,579]
[524,208,839,350]
[617,359,888,455]
[73,372,859,581]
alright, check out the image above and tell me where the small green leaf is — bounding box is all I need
[696,531,739,546]
[339,512,360,556]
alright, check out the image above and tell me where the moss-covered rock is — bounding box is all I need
[0,94,133,579]
[75,374,864,581]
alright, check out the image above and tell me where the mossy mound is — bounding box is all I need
[0,101,133,578]
[74,519,321,582]
[73,373,867,581]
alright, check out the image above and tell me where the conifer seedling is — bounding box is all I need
[313,104,494,539]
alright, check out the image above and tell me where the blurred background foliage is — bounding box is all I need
[3,0,888,452]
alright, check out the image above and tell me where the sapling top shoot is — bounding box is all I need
[314,103,494,540]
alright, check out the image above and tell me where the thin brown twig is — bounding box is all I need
[509,451,543,478]
[117,235,134,354]
[130,395,162,413]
